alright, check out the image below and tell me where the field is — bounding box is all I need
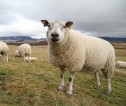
[0,43,126,106]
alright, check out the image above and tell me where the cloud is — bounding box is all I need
[0,0,126,38]
[0,14,47,37]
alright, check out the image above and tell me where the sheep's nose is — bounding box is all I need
[51,33,59,37]
[51,33,59,42]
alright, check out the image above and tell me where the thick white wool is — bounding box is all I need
[17,43,31,58]
[116,61,126,68]
[49,29,115,78]
[15,50,20,57]
[42,20,116,94]
[0,41,9,62]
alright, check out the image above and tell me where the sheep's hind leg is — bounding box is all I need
[102,69,112,94]
[107,78,112,95]
[66,72,75,95]
[58,67,65,91]
[94,71,101,90]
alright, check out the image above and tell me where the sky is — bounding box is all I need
[0,0,126,38]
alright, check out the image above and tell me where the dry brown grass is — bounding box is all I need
[0,43,125,106]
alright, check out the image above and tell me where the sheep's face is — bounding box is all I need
[41,20,73,43]
[46,21,65,43]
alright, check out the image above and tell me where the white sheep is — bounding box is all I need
[41,20,115,95]
[116,61,126,68]
[15,49,37,61]
[15,50,20,58]
[0,41,9,62]
[15,43,31,62]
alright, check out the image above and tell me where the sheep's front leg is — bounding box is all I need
[66,72,75,95]
[28,56,30,62]
[95,71,101,89]
[23,56,25,62]
[3,54,5,61]
[6,55,8,62]
[58,67,65,91]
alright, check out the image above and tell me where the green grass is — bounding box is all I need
[0,45,126,106]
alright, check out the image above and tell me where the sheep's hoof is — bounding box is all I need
[57,85,65,91]
[66,90,72,95]
[97,85,101,90]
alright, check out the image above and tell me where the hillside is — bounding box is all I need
[100,37,126,42]
[0,36,126,42]
[0,36,33,41]
[0,36,46,41]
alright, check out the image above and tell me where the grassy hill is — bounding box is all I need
[0,44,126,106]
[100,37,126,42]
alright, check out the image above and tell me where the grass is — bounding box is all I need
[0,44,126,106]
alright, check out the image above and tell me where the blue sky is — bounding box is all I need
[0,0,126,38]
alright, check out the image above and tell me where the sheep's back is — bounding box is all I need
[69,30,115,70]
[0,41,9,52]
[80,35,115,70]
[18,43,31,56]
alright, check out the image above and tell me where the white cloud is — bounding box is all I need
[0,0,126,37]
[0,14,47,38]
[31,33,46,39]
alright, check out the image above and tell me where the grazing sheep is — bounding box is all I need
[116,61,126,68]
[24,57,38,61]
[16,43,31,62]
[0,41,9,62]
[15,50,20,58]
[15,49,37,61]
[41,20,115,95]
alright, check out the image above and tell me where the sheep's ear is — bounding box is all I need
[40,20,49,27]
[65,21,73,28]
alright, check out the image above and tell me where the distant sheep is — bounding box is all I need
[41,20,115,95]
[15,49,37,61]
[15,50,20,58]
[15,43,31,62]
[0,41,9,62]
[116,61,126,68]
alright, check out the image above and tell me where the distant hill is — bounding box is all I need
[100,37,126,42]
[0,36,46,41]
[0,36,32,41]
[0,36,126,42]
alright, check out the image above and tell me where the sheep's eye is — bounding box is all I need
[63,26,66,28]
[48,25,51,30]
[62,26,66,30]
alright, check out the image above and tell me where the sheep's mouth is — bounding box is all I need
[51,37,59,42]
